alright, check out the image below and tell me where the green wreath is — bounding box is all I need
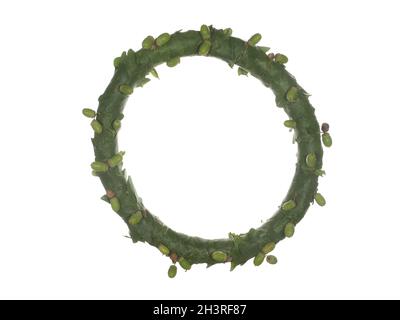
[83,25,332,278]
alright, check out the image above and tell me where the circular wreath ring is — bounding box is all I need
[83,25,331,277]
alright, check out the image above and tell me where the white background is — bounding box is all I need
[0,0,399,300]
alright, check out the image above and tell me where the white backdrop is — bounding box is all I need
[0,0,399,299]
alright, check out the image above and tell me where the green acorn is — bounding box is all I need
[142,36,154,49]
[306,153,317,168]
[258,46,270,53]
[314,193,326,206]
[90,161,108,173]
[261,242,276,254]
[199,40,211,56]
[248,33,262,46]
[128,211,143,225]
[282,199,296,211]
[254,252,265,266]
[168,265,177,278]
[286,86,299,102]
[119,84,133,95]
[200,24,210,40]
[136,78,151,88]
[108,152,124,168]
[284,223,295,238]
[158,244,170,256]
[284,120,296,128]
[155,33,171,47]
[90,120,103,134]
[211,251,228,263]
[167,57,180,67]
[178,257,191,270]
[110,197,120,213]
[113,119,121,131]
[275,53,288,64]
[82,108,96,118]
[322,133,332,147]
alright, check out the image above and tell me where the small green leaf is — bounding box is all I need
[230,261,238,271]
[150,68,159,79]
[136,78,151,88]
[258,46,270,53]
[238,67,248,76]
[315,169,326,176]
[284,223,295,238]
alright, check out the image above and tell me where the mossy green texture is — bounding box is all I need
[91,26,324,269]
